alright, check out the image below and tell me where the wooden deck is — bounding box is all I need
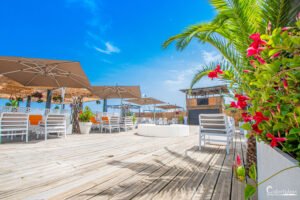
[0,130,246,200]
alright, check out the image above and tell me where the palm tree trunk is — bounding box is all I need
[246,134,257,173]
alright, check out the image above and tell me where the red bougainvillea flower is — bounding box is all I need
[215,64,224,74]
[252,123,263,134]
[208,71,218,79]
[249,33,267,48]
[271,51,281,59]
[207,64,224,80]
[254,55,266,64]
[235,94,250,102]
[230,102,238,108]
[242,112,252,122]
[266,133,287,147]
[283,78,288,90]
[247,47,265,57]
[237,100,247,109]
[236,154,242,166]
[253,112,269,124]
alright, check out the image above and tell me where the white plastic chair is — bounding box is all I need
[199,114,233,154]
[120,116,134,131]
[38,114,66,140]
[102,116,120,133]
[0,112,29,143]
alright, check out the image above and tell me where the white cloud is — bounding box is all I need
[201,50,223,64]
[94,42,121,55]
[163,50,223,89]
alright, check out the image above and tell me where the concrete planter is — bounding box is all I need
[79,122,92,134]
[257,141,300,200]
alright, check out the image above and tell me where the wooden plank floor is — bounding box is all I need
[0,130,246,200]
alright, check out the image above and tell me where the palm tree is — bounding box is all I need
[163,0,299,171]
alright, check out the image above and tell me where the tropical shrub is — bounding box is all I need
[228,23,300,161]
[208,21,300,200]
[79,106,94,122]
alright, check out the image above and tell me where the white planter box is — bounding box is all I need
[79,122,92,134]
[257,141,300,200]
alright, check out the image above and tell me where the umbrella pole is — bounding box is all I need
[153,104,156,124]
[46,89,52,110]
[61,87,65,110]
[26,96,31,108]
[103,99,107,113]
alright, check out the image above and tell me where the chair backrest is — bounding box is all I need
[109,116,120,125]
[122,116,133,125]
[199,114,229,134]
[0,112,29,133]
[45,114,66,127]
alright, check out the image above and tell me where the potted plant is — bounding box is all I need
[53,105,60,113]
[6,98,19,111]
[178,115,184,124]
[32,91,43,103]
[78,106,94,134]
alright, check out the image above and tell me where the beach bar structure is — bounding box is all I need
[180,85,229,125]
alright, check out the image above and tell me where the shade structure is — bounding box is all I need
[0,56,91,89]
[156,104,182,110]
[0,75,34,98]
[126,97,165,121]
[50,88,99,104]
[125,97,165,105]
[91,86,141,99]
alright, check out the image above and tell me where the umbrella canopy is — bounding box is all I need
[156,104,182,110]
[0,56,91,89]
[126,97,165,105]
[50,88,99,104]
[91,85,141,99]
[0,75,34,98]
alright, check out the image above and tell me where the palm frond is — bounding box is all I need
[190,59,236,89]
[259,0,300,29]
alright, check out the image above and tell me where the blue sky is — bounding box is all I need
[0,0,223,109]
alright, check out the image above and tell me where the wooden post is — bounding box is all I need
[71,97,82,134]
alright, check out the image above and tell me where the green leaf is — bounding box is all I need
[268,49,281,57]
[245,184,256,200]
[236,166,246,181]
[241,123,251,131]
[249,164,257,181]
[289,128,300,135]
